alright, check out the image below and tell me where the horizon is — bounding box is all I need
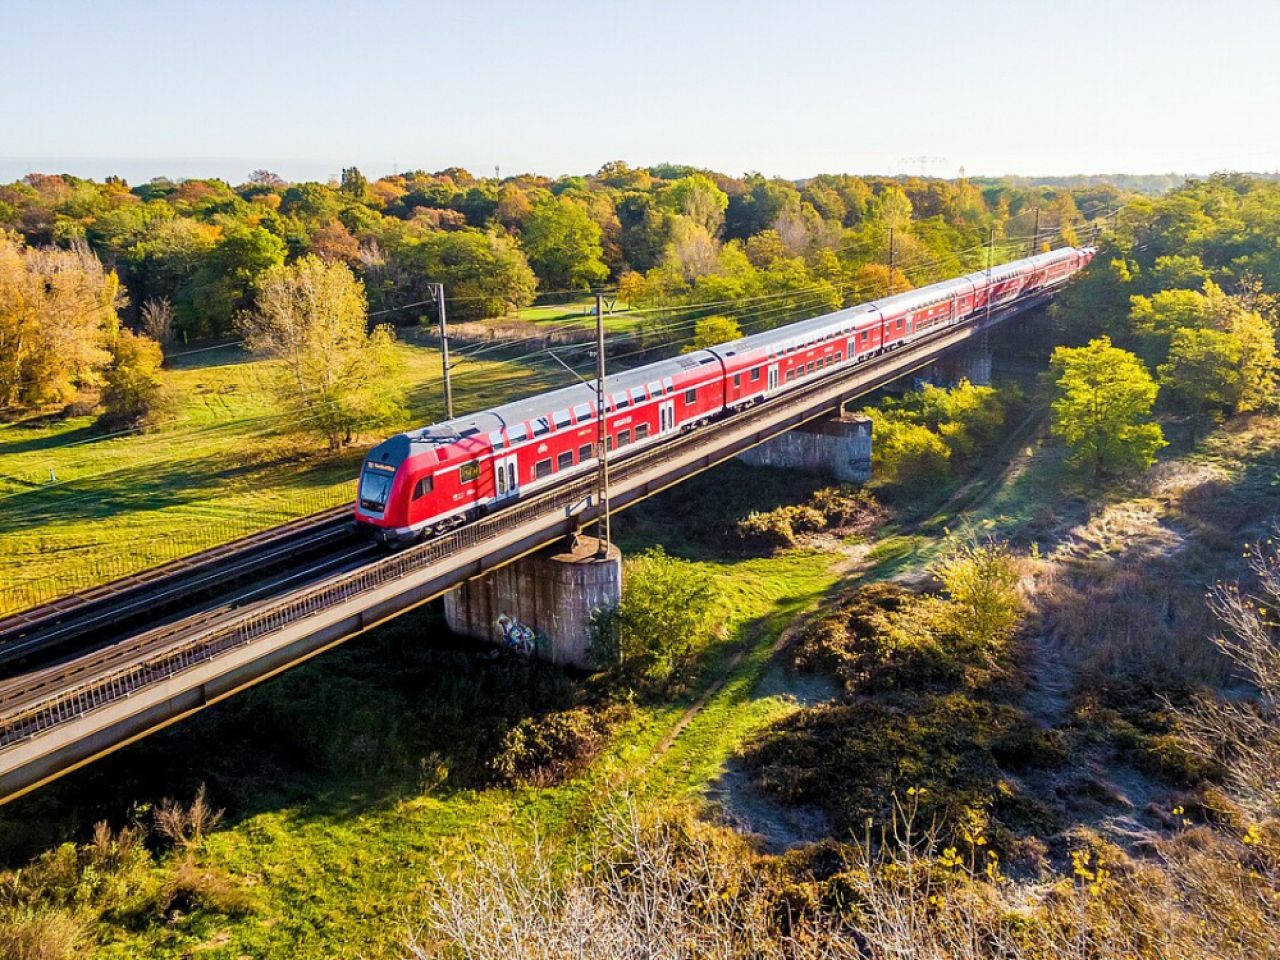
[0,155,1260,187]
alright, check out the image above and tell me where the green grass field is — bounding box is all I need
[0,340,568,613]
[497,297,641,333]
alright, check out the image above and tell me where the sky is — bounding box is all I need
[2,0,1277,184]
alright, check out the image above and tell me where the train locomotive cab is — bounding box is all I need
[354,422,496,547]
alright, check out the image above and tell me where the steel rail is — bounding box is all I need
[0,506,353,642]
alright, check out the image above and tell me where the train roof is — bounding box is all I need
[391,349,723,448]
[708,246,1082,360]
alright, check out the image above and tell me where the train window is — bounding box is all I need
[662,377,675,393]
[785,369,794,382]
[413,476,433,500]
[459,461,481,484]
[733,374,741,388]
[535,458,553,479]
[489,431,507,450]
[459,426,480,438]
[614,392,630,409]
[573,402,592,420]
[684,388,697,404]
[579,443,593,461]
[618,430,632,447]
[554,410,572,429]
[647,380,663,396]
[533,417,552,436]
[751,368,761,381]
[636,423,650,439]
[606,435,614,452]
[557,451,574,470]
[807,362,816,374]
[835,352,843,361]
[509,424,528,444]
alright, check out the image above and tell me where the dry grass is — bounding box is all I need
[408,796,1280,960]
[410,800,863,960]
[0,906,88,960]
[152,783,224,849]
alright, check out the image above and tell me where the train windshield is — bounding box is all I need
[359,462,396,512]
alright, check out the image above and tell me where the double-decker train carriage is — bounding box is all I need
[356,245,1094,545]
[355,351,727,543]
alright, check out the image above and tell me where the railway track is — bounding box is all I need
[0,505,363,677]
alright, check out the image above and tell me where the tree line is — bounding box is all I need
[0,163,1120,441]
[0,163,1113,339]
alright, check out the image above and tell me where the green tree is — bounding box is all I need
[188,224,286,335]
[681,314,742,353]
[1157,327,1243,437]
[873,186,914,231]
[1230,309,1278,413]
[1149,254,1209,291]
[592,546,721,690]
[101,328,169,426]
[377,229,537,321]
[521,196,608,289]
[661,175,729,236]
[237,256,405,449]
[1130,287,1210,336]
[1050,336,1166,479]
[340,166,369,200]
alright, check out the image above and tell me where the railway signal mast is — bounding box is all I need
[425,282,454,420]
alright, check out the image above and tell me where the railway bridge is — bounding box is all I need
[0,295,1047,804]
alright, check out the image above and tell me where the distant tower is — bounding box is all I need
[494,165,500,181]
[958,164,967,182]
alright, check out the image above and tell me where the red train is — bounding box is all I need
[355,245,1095,544]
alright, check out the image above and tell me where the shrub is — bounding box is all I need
[809,485,882,531]
[785,504,826,534]
[869,414,952,490]
[734,509,798,551]
[592,547,721,691]
[733,492,881,553]
[100,328,170,427]
[492,705,630,786]
[745,693,1043,841]
[153,784,223,849]
[934,541,1024,656]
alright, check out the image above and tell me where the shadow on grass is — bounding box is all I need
[613,460,835,561]
[0,421,107,457]
[0,605,579,866]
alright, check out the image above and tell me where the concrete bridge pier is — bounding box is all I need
[443,536,621,668]
[737,410,873,483]
[933,337,993,386]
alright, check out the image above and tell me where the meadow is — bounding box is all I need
[0,339,568,613]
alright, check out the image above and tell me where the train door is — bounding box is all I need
[659,400,676,433]
[767,364,779,392]
[493,454,519,503]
